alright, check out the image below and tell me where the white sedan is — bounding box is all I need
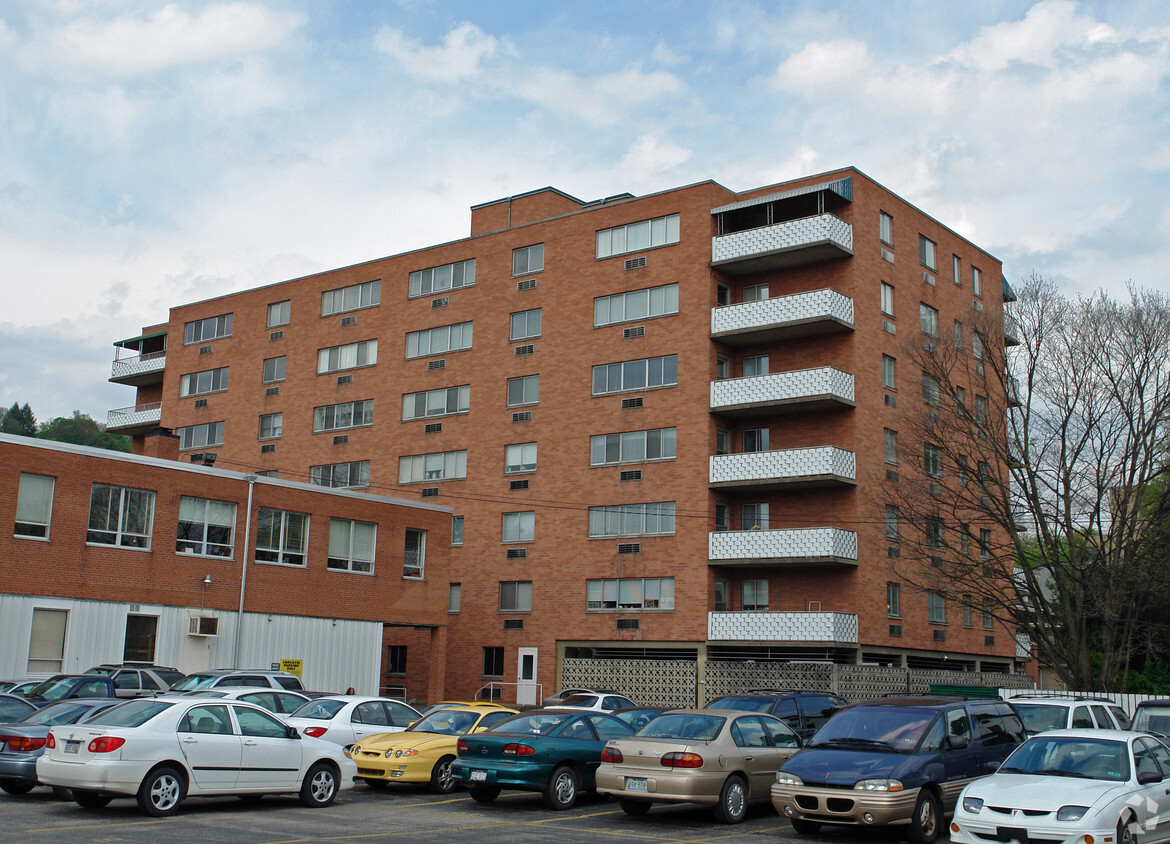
[36,696,355,817]
[285,696,421,749]
[951,729,1170,844]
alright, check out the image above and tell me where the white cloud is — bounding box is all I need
[374,21,502,83]
[619,135,692,183]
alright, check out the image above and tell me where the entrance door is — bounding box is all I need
[516,647,538,706]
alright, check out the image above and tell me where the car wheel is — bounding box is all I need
[543,764,579,810]
[1118,813,1138,844]
[299,762,339,808]
[430,755,457,794]
[136,766,184,817]
[712,775,748,824]
[73,789,113,809]
[620,798,652,816]
[469,785,500,803]
[363,777,390,790]
[790,818,822,834]
[908,789,942,844]
[0,780,35,795]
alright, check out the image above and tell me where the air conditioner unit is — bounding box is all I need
[188,616,219,637]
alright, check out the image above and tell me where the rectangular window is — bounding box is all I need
[314,399,374,432]
[975,395,987,427]
[928,590,946,623]
[321,280,380,316]
[956,386,967,410]
[742,578,769,611]
[451,516,464,546]
[742,282,769,302]
[742,502,769,531]
[177,496,236,558]
[483,646,504,676]
[403,528,426,578]
[882,355,896,390]
[885,505,899,540]
[590,427,677,466]
[714,578,729,611]
[592,354,677,395]
[742,354,769,377]
[588,502,676,538]
[506,375,539,407]
[715,427,730,455]
[262,356,286,384]
[884,429,898,464]
[963,598,974,628]
[448,583,461,613]
[922,372,940,406]
[714,502,729,532]
[952,255,961,287]
[972,266,983,297]
[310,460,370,489]
[742,428,769,453]
[961,524,971,554]
[596,213,679,259]
[510,309,542,341]
[983,599,994,630]
[499,581,532,612]
[402,385,470,421]
[398,450,467,484]
[317,339,377,374]
[386,645,406,675]
[920,303,939,337]
[184,313,233,344]
[716,355,730,380]
[255,507,308,566]
[879,212,893,246]
[887,582,901,617]
[973,332,985,361]
[926,516,945,549]
[980,528,992,560]
[15,473,54,539]
[924,443,943,478]
[505,442,537,474]
[267,300,290,328]
[258,413,282,440]
[409,258,476,298]
[594,283,679,327]
[919,235,937,270]
[512,243,544,275]
[327,518,375,573]
[87,483,155,548]
[587,577,674,611]
[502,511,535,543]
[179,367,229,397]
[954,320,963,350]
[28,608,67,674]
[881,282,895,317]
[406,321,473,359]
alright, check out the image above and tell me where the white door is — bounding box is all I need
[517,647,538,706]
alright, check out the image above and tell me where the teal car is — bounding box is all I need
[452,709,635,809]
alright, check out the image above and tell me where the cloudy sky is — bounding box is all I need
[1,0,1168,423]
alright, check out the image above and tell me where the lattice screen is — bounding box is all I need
[560,658,698,707]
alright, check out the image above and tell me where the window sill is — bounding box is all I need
[86,541,152,553]
[403,411,469,423]
[321,304,381,319]
[176,550,235,561]
[13,533,51,542]
[254,559,307,569]
[326,566,376,576]
[181,388,229,400]
[312,423,374,435]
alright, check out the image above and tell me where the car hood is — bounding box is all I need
[965,774,1130,809]
[782,747,903,784]
[358,731,452,753]
[0,725,51,739]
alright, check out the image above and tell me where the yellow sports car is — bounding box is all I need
[351,705,518,792]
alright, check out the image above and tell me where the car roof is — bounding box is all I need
[851,696,974,709]
[1031,728,1143,740]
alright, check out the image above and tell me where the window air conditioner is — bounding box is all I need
[188,616,219,637]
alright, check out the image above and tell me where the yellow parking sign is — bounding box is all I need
[279,658,303,677]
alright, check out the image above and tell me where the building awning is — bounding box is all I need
[114,329,168,349]
[711,177,853,215]
[1002,276,1018,303]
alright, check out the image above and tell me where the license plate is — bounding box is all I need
[469,770,487,782]
[997,827,1028,843]
[65,740,81,754]
[625,777,647,792]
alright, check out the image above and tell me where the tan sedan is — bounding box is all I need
[595,709,802,824]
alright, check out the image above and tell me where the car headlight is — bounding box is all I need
[1056,806,1090,822]
[854,779,904,792]
[776,772,803,786]
[352,745,362,754]
[962,797,984,813]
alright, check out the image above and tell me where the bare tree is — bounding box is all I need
[888,274,1170,691]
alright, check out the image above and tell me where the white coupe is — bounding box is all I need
[285,695,420,750]
[36,696,355,816]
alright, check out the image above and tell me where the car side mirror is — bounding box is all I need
[286,726,301,739]
[948,734,969,750]
[984,760,1001,774]
[1138,769,1162,785]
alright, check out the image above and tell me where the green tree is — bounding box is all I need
[0,402,37,436]
[37,411,130,452]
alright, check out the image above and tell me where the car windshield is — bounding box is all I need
[291,699,346,720]
[168,674,217,692]
[560,695,599,707]
[26,678,80,700]
[809,706,938,751]
[409,710,480,735]
[180,690,227,698]
[1000,736,1129,781]
[492,711,574,735]
[84,700,173,728]
[708,696,772,713]
[1132,706,1170,734]
[615,709,665,730]
[1013,704,1070,734]
[84,667,114,676]
[637,713,725,741]
[20,701,102,726]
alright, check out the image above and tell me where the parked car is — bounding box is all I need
[0,698,121,794]
[351,705,518,792]
[177,687,310,714]
[543,687,615,707]
[1008,694,1130,734]
[1130,699,1170,734]
[3,682,40,698]
[706,691,848,741]
[35,696,355,816]
[410,700,512,722]
[556,693,637,713]
[451,709,635,809]
[167,669,305,693]
[596,709,802,823]
[772,696,1026,844]
[611,706,675,731]
[285,696,421,750]
[85,664,185,698]
[23,675,117,708]
[951,729,1170,844]
[0,683,16,693]
[0,694,38,723]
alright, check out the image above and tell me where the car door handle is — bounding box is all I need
[744,755,753,761]
[244,740,258,747]
[182,737,198,744]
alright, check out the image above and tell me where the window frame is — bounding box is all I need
[403,528,426,579]
[176,495,237,558]
[326,517,376,574]
[928,590,946,624]
[510,309,542,342]
[255,507,309,567]
[919,235,937,271]
[595,213,680,259]
[506,375,540,408]
[512,243,545,276]
[267,300,291,328]
[86,483,156,549]
[879,211,893,246]
[179,367,229,398]
[594,283,679,327]
[501,511,535,544]
[504,442,538,475]
[309,461,370,489]
[262,356,286,384]
[402,385,470,421]
[314,399,374,433]
[742,578,769,612]
[587,502,676,538]
[321,280,380,317]
[316,339,377,375]
[590,427,677,466]
[881,282,895,317]
[397,450,468,484]
[15,473,55,540]
[882,355,896,390]
[405,321,473,359]
[184,313,233,345]
[887,582,901,617]
[176,421,225,451]
[586,577,675,611]
[258,413,282,441]
[592,354,678,396]
[408,259,475,298]
[499,581,532,613]
[920,303,939,337]
[924,443,943,478]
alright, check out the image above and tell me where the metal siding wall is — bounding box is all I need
[234,613,382,694]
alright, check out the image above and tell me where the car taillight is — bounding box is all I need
[456,739,470,752]
[302,727,327,738]
[45,733,56,749]
[503,743,535,756]
[0,735,46,752]
[87,736,126,754]
[660,751,703,768]
[600,747,624,763]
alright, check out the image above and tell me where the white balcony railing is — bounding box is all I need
[110,350,167,384]
[711,288,854,344]
[709,527,858,566]
[711,213,853,273]
[1004,313,1021,346]
[106,402,162,431]
[710,367,855,415]
[708,610,859,644]
[709,446,856,489]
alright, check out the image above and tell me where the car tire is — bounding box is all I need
[469,785,500,803]
[299,762,339,808]
[136,766,184,817]
[790,818,822,834]
[1118,813,1138,844]
[0,780,34,795]
[908,789,943,844]
[620,798,652,816]
[363,777,389,790]
[73,789,113,809]
[712,775,748,824]
[429,755,457,794]
[543,764,579,810]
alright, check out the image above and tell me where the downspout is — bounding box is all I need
[233,474,257,667]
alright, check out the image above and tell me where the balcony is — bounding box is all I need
[711,288,854,346]
[711,214,853,275]
[710,367,854,417]
[709,527,857,567]
[709,446,856,491]
[708,610,858,644]
[110,350,167,386]
[106,402,162,435]
[1004,313,1021,346]
[1006,375,1022,407]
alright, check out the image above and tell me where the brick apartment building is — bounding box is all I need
[103,166,1024,705]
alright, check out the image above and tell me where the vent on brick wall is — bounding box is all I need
[881,248,895,263]
[984,635,995,647]
[930,482,942,495]
[506,548,527,560]
[623,326,646,339]
[625,256,647,270]
[428,359,446,370]
[337,374,352,385]
[431,297,449,308]
[884,394,897,407]
[265,386,280,397]
[616,618,640,630]
[620,470,642,482]
[621,396,644,409]
[617,543,641,555]
[424,422,442,434]
[269,330,284,341]
[420,487,440,498]
[194,398,208,408]
[512,411,531,423]
[975,363,985,377]
[260,443,275,454]
[199,345,213,355]
[514,344,534,356]
[923,272,936,286]
[883,320,897,335]
[887,546,900,558]
[188,453,205,463]
[886,470,899,482]
[333,435,349,445]
[889,624,903,637]
[933,629,946,642]
[503,619,525,630]
[974,300,984,312]
[517,278,537,292]
[924,340,937,353]
[340,315,357,327]
[509,479,529,491]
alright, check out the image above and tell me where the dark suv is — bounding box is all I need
[706,690,848,740]
[771,696,1025,844]
[22,675,117,708]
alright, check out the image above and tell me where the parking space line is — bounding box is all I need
[22,815,235,833]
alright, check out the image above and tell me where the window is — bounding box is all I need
[123,616,158,664]
[409,258,475,298]
[176,496,236,557]
[267,300,290,328]
[87,483,155,548]
[594,283,679,327]
[317,340,377,374]
[922,372,940,406]
[882,355,896,390]
[963,598,973,628]
[973,332,985,361]
[980,529,992,560]
[956,386,967,410]
[743,282,769,302]
[262,356,286,383]
[885,505,899,540]
[310,460,370,489]
[715,427,730,455]
[177,422,224,450]
[714,502,729,532]
[179,367,229,397]
[928,590,946,623]
[499,581,532,612]
[256,508,308,566]
[28,608,67,674]
[961,523,971,554]
[975,395,987,427]
[327,518,375,573]
[386,646,407,675]
[590,427,676,466]
[592,354,677,395]
[258,413,282,440]
[742,428,769,453]
[398,450,467,484]
[716,355,730,380]
[920,303,939,337]
[983,599,994,630]
[959,457,969,488]
[402,385,469,421]
[742,354,769,377]
[321,280,380,316]
[952,255,961,287]
[506,375,539,407]
[954,320,963,350]
[451,516,464,546]
[505,442,537,474]
[15,473,54,539]
[315,399,374,432]
[502,511,535,543]
[881,282,895,316]
[184,313,233,344]
[924,443,942,478]
[972,266,983,297]
[926,517,944,549]
[919,235,937,270]
[448,583,461,613]
[596,213,679,259]
[406,321,473,359]
[742,503,769,531]
[510,309,541,341]
[879,212,893,246]
[483,646,504,676]
[403,529,426,578]
[884,429,898,464]
[742,578,768,611]
[513,243,544,275]
[887,582,901,617]
[588,502,676,537]
[587,577,675,610]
